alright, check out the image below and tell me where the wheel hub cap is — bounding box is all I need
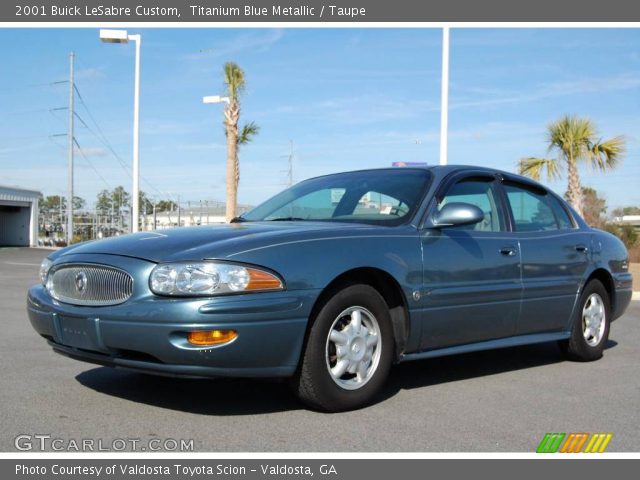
[326,306,381,390]
[582,293,605,347]
[350,337,365,360]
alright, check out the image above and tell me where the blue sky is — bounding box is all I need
[1,28,638,210]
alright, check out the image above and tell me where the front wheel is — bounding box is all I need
[292,284,394,412]
[559,279,610,362]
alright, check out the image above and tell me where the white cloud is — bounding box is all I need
[451,73,640,110]
[175,142,226,151]
[267,94,438,126]
[184,29,285,61]
[75,67,105,80]
[74,147,107,157]
[141,119,203,136]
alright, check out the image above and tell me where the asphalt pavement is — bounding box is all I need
[1,247,638,452]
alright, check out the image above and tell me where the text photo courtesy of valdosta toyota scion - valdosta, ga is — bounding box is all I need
[0,4,639,471]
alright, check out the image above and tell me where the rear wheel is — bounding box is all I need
[292,284,394,412]
[559,279,610,361]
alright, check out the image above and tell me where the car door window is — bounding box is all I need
[547,195,575,229]
[438,177,504,232]
[505,183,562,232]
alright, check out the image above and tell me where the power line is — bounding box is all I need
[73,137,111,189]
[48,134,68,151]
[0,81,67,97]
[5,69,175,212]
[73,82,178,203]
[1,108,52,116]
[0,134,54,142]
[72,89,133,176]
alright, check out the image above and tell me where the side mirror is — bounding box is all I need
[431,202,485,228]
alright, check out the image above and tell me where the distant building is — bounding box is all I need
[614,215,640,233]
[0,185,40,247]
[392,162,428,167]
[140,202,252,231]
[142,207,226,230]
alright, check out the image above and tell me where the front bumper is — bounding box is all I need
[27,283,320,378]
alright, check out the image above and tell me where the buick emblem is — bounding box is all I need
[74,271,88,293]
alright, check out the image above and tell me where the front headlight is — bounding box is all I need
[39,257,53,285]
[149,262,284,296]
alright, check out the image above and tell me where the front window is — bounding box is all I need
[241,169,431,226]
[438,177,504,232]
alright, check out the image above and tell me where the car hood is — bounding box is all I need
[58,222,378,263]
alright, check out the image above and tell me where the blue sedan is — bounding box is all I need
[27,166,633,411]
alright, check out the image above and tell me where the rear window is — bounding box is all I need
[505,182,568,232]
[547,195,575,229]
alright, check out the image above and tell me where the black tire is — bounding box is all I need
[292,284,394,412]
[559,279,610,362]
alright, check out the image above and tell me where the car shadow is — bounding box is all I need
[377,338,618,402]
[75,339,618,415]
[76,369,301,415]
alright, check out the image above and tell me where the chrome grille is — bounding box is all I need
[47,264,133,306]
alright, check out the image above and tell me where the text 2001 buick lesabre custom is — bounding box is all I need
[28,166,633,411]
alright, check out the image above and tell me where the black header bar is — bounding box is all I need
[5,0,640,23]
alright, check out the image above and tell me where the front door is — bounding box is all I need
[419,175,522,350]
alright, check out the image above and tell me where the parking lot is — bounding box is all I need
[1,247,638,452]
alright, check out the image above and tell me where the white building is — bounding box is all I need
[614,215,640,232]
[141,207,226,231]
[0,185,40,247]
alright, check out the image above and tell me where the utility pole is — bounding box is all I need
[281,140,294,187]
[110,197,114,235]
[287,140,294,186]
[67,52,75,245]
[59,198,63,238]
[177,195,181,227]
[152,202,157,230]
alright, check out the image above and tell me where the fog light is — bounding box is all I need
[187,329,237,346]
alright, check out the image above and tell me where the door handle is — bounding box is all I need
[499,246,517,256]
[575,244,589,253]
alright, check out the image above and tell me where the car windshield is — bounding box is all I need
[241,169,432,225]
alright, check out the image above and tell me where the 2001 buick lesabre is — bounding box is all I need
[28,166,633,411]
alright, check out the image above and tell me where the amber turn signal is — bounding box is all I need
[246,268,284,291]
[187,329,238,346]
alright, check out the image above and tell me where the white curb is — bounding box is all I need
[633,292,640,301]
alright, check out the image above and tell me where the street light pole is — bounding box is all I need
[100,29,142,233]
[202,95,231,221]
[439,27,450,166]
[131,34,141,233]
[67,51,75,245]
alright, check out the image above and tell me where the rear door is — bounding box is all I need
[419,174,522,349]
[502,180,590,334]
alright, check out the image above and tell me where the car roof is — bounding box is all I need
[295,165,587,229]
[318,164,544,188]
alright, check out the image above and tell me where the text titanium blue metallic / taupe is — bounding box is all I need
[27,166,633,411]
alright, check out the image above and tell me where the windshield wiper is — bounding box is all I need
[230,216,248,223]
[267,217,307,221]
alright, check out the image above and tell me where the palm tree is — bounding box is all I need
[518,115,625,218]
[222,62,259,222]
